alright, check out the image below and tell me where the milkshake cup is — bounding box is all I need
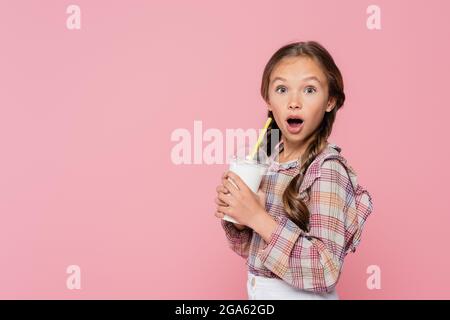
[223,155,269,224]
[221,117,273,225]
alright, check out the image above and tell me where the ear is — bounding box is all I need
[325,97,336,113]
[267,104,272,112]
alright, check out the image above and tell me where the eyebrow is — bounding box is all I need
[271,76,322,85]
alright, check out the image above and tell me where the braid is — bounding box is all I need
[282,121,329,231]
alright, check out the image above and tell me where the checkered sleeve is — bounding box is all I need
[220,219,253,259]
[257,159,351,293]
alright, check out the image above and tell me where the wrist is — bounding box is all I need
[248,208,266,230]
[250,210,279,243]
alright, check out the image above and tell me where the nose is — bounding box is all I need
[288,94,302,110]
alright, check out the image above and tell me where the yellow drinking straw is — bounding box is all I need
[246,117,272,161]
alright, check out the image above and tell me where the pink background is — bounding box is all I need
[0,0,449,299]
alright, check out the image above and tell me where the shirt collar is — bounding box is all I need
[268,140,342,172]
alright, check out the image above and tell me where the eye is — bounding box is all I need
[304,86,317,94]
[275,85,287,94]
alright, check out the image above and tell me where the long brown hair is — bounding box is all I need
[261,41,345,232]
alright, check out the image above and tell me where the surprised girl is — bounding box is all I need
[215,41,374,300]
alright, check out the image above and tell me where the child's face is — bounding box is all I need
[268,56,336,147]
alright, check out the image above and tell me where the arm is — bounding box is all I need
[220,219,253,259]
[251,159,351,293]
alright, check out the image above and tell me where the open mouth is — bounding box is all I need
[287,118,304,125]
[286,116,304,133]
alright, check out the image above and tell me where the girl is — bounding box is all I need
[214,41,374,300]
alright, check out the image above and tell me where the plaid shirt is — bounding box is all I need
[220,141,374,293]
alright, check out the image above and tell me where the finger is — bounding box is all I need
[216,185,230,194]
[214,197,228,207]
[218,189,233,203]
[225,171,245,191]
[222,177,240,197]
[215,211,225,219]
[218,191,234,206]
[217,204,232,216]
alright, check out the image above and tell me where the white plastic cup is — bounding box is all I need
[223,156,269,224]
